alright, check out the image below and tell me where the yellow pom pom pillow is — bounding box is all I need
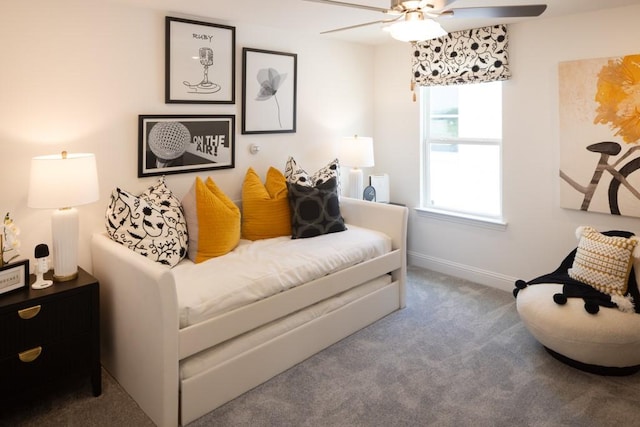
[182,177,240,263]
[568,226,639,303]
[241,167,291,240]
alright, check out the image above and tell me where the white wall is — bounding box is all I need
[373,4,640,291]
[0,0,374,273]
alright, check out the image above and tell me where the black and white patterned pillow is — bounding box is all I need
[284,157,341,192]
[105,178,188,267]
[287,177,346,239]
[142,177,183,210]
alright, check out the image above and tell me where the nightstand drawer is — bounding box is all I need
[0,333,91,397]
[0,291,91,359]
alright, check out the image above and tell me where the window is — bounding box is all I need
[421,81,503,222]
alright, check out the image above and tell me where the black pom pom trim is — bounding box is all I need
[553,293,567,305]
[515,280,527,290]
[584,301,600,314]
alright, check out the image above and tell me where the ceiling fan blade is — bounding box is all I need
[303,0,391,14]
[320,16,403,34]
[442,4,547,19]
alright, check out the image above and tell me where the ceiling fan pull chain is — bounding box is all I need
[410,79,416,102]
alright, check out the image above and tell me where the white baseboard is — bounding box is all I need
[408,251,518,293]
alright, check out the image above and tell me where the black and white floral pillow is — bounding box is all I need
[284,157,341,193]
[142,177,184,210]
[105,178,188,267]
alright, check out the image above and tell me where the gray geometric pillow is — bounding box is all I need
[287,177,346,239]
[105,178,188,267]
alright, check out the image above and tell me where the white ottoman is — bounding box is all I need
[516,283,640,375]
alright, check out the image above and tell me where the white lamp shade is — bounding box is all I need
[340,136,375,168]
[28,152,99,209]
[386,19,447,42]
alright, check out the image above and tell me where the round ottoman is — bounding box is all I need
[516,283,640,375]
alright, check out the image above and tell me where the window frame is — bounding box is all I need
[419,84,506,228]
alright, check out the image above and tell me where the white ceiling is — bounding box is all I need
[116,0,640,44]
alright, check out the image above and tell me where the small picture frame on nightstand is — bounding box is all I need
[0,259,29,295]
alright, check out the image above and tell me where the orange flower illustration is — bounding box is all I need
[594,54,640,144]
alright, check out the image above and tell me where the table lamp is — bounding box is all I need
[28,151,99,281]
[340,135,374,199]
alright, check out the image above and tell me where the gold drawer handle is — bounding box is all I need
[18,305,41,320]
[18,346,42,363]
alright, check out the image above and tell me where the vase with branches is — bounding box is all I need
[1,212,20,267]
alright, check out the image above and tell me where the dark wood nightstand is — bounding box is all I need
[0,267,101,400]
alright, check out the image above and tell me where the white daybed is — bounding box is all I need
[91,198,408,426]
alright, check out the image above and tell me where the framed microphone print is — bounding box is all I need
[165,17,236,104]
[138,115,235,177]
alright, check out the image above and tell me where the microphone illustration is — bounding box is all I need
[182,47,221,94]
[199,47,214,88]
[148,121,190,168]
[32,243,53,289]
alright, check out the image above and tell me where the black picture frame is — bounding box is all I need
[0,260,29,295]
[242,48,297,134]
[138,115,235,177]
[165,16,236,104]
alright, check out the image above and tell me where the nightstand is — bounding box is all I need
[0,267,101,400]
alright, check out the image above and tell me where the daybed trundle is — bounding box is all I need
[91,197,408,426]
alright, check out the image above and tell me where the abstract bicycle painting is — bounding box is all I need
[559,54,640,218]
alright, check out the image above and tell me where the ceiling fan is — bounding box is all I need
[304,0,547,42]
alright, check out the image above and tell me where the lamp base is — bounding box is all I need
[348,168,364,199]
[53,271,78,282]
[51,207,79,282]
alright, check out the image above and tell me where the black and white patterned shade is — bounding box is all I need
[412,25,511,87]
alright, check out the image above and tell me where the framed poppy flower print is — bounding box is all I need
[242,48,297,134]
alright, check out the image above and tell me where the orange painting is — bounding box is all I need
[559,54,640,217]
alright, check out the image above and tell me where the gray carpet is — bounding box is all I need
[3,266,640,426]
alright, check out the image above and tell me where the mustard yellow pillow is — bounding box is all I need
[182,176,240,263]
[242,167,291,240]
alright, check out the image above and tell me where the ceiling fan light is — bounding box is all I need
[387,19,447,42]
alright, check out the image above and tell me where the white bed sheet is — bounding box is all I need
[179,274,392,380]
[173,225,392,328]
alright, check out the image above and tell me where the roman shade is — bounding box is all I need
[412,24,511,87]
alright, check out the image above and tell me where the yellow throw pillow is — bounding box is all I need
[242,167,291,240]
[182,176,240,263]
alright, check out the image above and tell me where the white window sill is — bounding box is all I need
[415,207,508,231]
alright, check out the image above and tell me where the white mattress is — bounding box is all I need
[173,225,392,328]
[179,274,392,380]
